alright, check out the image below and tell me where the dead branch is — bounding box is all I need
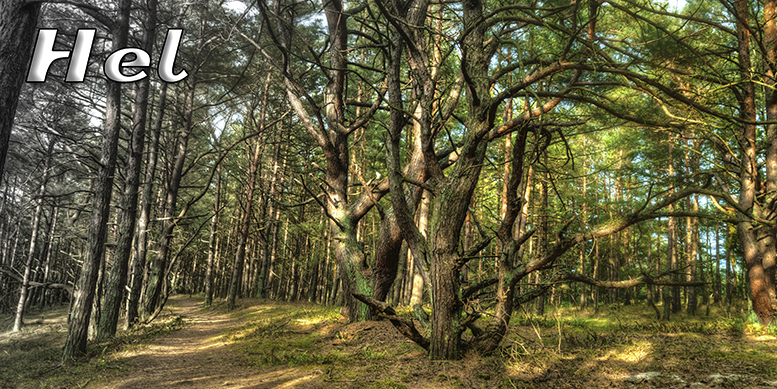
[0,266,74,296]
[23,317,68,325]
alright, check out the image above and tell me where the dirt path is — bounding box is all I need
[102,296,319,389]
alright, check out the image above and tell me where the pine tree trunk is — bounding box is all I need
[0,0,40,185]
[126,83,167,328]
[144,80,196,317]
[97,0,158,340]
[204,154,221,306]
[715,223,722,304]
[37,206,59,309]
[63,0,130,359]
[227,77,269,310]
[734,0,776,325]
[13,139,54,331]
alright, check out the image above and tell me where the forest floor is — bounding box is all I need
[2,295,777,388]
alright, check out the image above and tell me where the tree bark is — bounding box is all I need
[666,139,678,320]
[143,80,196,317]
[204,140,222,306]
[37,206,59,309]
[227,76,270,310]
[254,0,387,321]
[97,0,158,338]
[733,0,776,326]
[126,83,167,328]
[13,138,54,331]
[0,0,40,185]
[63,0,131,360]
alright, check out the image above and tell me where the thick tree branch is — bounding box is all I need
[352,293,430,350]
[552,272,707,289]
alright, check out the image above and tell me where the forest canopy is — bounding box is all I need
[0,0,775,362]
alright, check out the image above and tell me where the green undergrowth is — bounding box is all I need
[499,302,777,385]
[0,313,188,389]
[511,301,775,336]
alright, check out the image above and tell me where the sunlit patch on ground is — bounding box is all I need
[596,339,652,362]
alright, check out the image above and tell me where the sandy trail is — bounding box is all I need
[102,296,320,389]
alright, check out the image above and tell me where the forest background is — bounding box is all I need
[1,0,776,366]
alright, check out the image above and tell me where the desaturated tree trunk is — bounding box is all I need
[36,206,59,309]
[13,138,55,331]
[126,83,167,328]
[0,0,40,184]
[63,0,131,360]
[2,221,22,297]
[97,0,158,339]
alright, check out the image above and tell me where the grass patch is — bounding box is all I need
[222,301,344,368]
[0,314,188,389]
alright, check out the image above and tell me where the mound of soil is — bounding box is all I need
[334,320,415,345]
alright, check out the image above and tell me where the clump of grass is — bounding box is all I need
[361,345,388,360]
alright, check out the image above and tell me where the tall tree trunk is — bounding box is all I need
[667,139,679,318]
[97,0,158,337]
[536,164,549,315]
[257,122,284,298]
[726,227,734,312]
[0,0,40,184]
[579,150,588,309]
[63,0,131,359]
[257,0,386,321]
[37,206,59,309]
[13,138,54,331]
[760,0,777,322]
[144,80,196,317]
[686,193,699,316]
[409,191,431,308]
[734,0,776,326]
[204,143,222,306]
[126,83,167,328]
[715,223,722,304]
[226,84,269,309]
